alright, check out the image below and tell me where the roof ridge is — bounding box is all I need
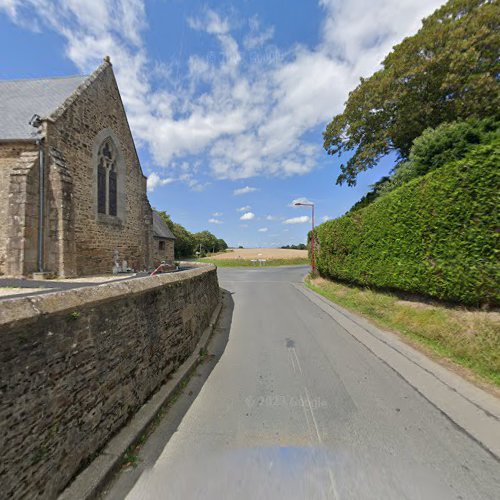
[0,58,112,140]
[0,74,89,83]
[47,59,112,123]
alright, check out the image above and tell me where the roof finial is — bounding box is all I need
[103,55,111,64]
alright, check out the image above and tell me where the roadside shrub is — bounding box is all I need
[315,139,500,306]
[350,119,499,211]
[408,118,498,176]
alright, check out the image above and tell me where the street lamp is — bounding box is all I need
[294,202,315,275]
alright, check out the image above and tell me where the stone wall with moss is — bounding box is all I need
[0,265,219,499]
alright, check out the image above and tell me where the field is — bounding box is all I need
[208,248,308,260]
[198,248,309,267]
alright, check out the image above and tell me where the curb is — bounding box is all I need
[297,282,500,461]
[58,293,224,500]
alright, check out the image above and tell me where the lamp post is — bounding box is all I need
[294,202,315,275]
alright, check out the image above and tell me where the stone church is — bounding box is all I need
[0,57,174,277]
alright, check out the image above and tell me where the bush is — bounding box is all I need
[392,118,499,182]
[350,119,499,211]
[315,140,500,306]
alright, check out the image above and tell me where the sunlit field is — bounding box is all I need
[198,248,309,267]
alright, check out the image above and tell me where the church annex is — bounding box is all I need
[0,58,174,277]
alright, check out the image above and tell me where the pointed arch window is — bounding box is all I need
[97,138,118,216]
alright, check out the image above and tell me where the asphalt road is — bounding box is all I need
[122,266,500,500]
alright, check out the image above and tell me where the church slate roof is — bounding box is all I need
[0,75,88,140]
[152,211,176,240]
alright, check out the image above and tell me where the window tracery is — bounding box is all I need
[97,138,118,216]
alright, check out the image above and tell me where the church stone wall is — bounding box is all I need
[0,142,39,276]
[46,61,152,276]
[0,144,18,274]
[151,238,175,267]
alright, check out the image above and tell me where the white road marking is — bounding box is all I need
[288,347,297,373]
[292,347,303,375]
[292,346,340,499]
[300,394,315,444]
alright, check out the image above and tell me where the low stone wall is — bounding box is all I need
[0,265,219,499]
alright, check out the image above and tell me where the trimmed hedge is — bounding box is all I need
[315,140,500,306]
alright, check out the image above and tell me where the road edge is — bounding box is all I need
[58,293,224,500]
[294,282,500,461]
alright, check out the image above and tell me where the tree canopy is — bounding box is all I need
[323,0,500,186]
[348,117,498,212]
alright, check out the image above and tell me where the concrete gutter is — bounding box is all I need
[296,283,500,461]
[57,293,224,500]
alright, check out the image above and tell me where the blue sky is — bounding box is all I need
[0,0,444,247]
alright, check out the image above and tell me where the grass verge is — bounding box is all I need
[198,258,309,267]
[306,276,500,387]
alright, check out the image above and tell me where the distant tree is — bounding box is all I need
[172,223,196,258]
[193,230,220,254]
[216,238,228,252]
[323,0,500,186]
[156,211,230,258]
[280,243,307,250]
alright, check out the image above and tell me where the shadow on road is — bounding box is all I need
[101,289,234,500]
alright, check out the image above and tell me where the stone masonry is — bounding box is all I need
[45,61,153,276]
[152,238,175,267]
[0,59,159,277]
[0,142,39,275]
[0,265,219,499]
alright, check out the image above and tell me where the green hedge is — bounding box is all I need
[315,140,500,306]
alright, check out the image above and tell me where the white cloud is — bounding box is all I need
[0,0,18,18]
[290,197,313,207]
[283,216,311,224]
[212,212,223,217]
[178,172,209,192]
[321,215,331,222]
[208,218,223,224]
[240,212,255,221]
[237,205,252,212]
[0,0,445,181]
[258,227,268,232]
[233,186,258,196]
[147,172,175,192]
[244,16,274,49]
[188,10,230,35]
[266,215,278,220]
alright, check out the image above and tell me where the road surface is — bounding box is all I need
[122,266,500,499]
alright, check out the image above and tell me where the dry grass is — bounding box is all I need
[207,248,308,260]
[307,277,500,388]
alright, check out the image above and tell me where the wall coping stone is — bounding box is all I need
[0,263,216,327]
